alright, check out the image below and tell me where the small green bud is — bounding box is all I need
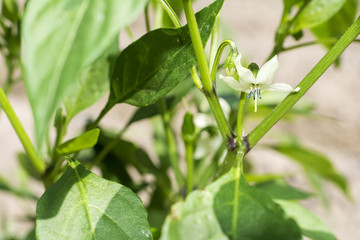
[248,62,259,78]
[223,52,238,77]
[181,112,196,143]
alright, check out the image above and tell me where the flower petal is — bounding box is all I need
[220,74,249,92]
[256,55,279,85]
[234,54,256,84]
[262,83,300,93]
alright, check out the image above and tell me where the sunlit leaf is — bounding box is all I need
[22,0,147,148]
[57,128,100,155]
[293,0,346,32]
[36,159,152,240]
[161,167,301,240]
[276,200,337,240]
[311,0,358,49]
[104,0,223,114]
[270,140,349,197]
[64,57,111,122]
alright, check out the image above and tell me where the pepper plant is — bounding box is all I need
[0,0,358,239]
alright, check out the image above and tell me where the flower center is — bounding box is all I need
[247,85,262,112]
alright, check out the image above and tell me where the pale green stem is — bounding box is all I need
[246,16,360,151]
[182,0,235,147]
[210,39,238,85]
[0,86,46,174]
[236,92,246,140]
[157,0,203,89]
[185,142,194,195]
[157,99,184,189]
[156,0,182,27]
[209,15,220,70]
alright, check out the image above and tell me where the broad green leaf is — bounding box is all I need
[105,0,224,112]
[36,159,152,240]
[270,141,349,197]
[311,0,358,49]
[127,76,194,126]
[160,188,228,240]
[161,167,301,240]
[22,0,147,148]
[276,200,337,240]
[255,180,312,200]
[213,171,301,239]
[57,128,100,155]
[293,0,346,32]
[64,57,111,122]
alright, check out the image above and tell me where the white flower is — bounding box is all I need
[220,54,300,112]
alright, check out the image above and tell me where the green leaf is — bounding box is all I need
[36,159,152,240]
[105,0,224,111]
[255,180,312,200]
[127,76,194,126]
[276,200,337,240]
[270,140,349,197]
[64,57,111,122]
[22,0,147,148]
[293,0,346,32]
[57,128,100,155]
[1,0,19,22]
[161,167,301,240]
[311,0,358,48]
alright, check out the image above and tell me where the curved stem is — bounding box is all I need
[156,0,182,28]
[246,15,360,152]
[0,86,46,175]
[210,39,238,85]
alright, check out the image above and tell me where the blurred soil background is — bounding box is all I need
[1,0,360,239]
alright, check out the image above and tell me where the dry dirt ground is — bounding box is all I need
[1,0,360,239]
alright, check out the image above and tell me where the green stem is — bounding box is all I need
[210,39,238,85]
[0,86,46,174]
[185,142,194,195]
[157,99,184,189]
[282,38,360,52]
[236,92,246,140]
[246,15,360,151]
[182,0,212,92]
[156,0,182,28]
[268,1,310,61]
[209,15,220,71]
[145,4,151,32]
[182,0,235,148]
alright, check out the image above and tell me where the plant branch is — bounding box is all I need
[246,15,360,152]
[182,0,235,148]
[0,86,46,175]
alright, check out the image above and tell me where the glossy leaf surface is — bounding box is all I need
[105,0,224,112]
[36,160,152,240]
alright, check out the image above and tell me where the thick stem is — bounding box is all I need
[182,0,235,148]
[0,87,46,175]
[247,15,360,151]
